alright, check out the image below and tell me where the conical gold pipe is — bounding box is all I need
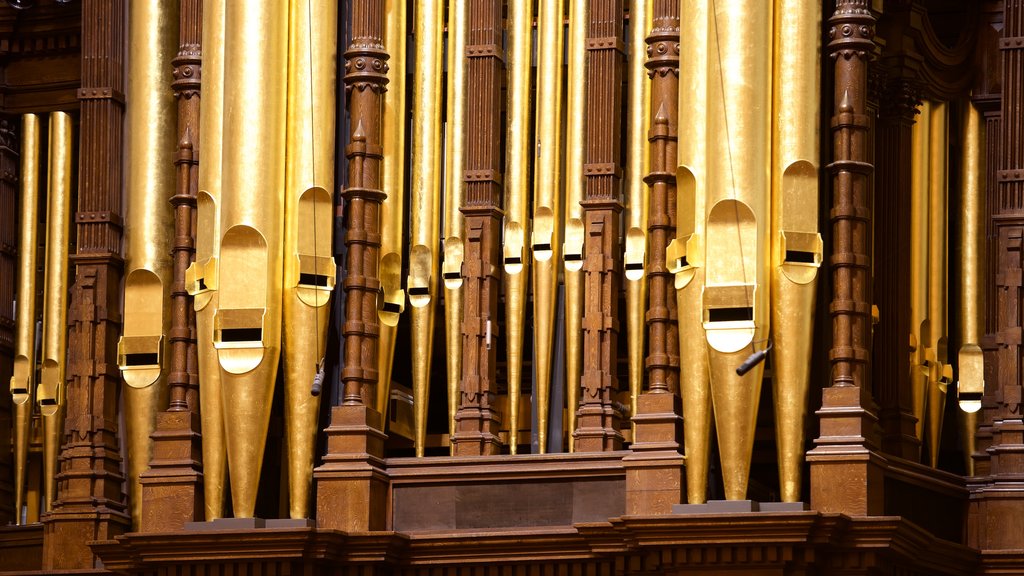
[187,0,227,521]
[282,0,336,519]
[118,0,179,528]
[442,0,467,450]
[37,111,72,513]
[11,113,40,524]
[624,0,652,437]
[377,0,407,421]
[909,100,931,446]
[408,0,444,457]
[215,0,288,518]
[925,101,949,469]
[532,0,566,454]
[563,0,588,451]
[957,100,986,476]
[671,0,711,504]
[702,0,772,501]
[769,0,822,503]
[503,0,533,454]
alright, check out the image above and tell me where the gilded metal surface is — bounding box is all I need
[37,111,73,512]
[926,101,949,468]
[282,0,336,519]
[443,0,467,449]
[190,0,227,521]
[408,0,443,456]
[215,0,288,517]
[503,0,533,454]
[909,101,931,445]
[769,0,821,503]
[119,0,179,527]
[11,113,40,524]
[533,0,566,454]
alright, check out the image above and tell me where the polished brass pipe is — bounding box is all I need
[408,0,444,457]
[442,0,467,450]
[119,0,180,527]
[503,0,533,454]
[37,111,72,513]
[563,0,587,451]
[282,0,336,519]
[188,0,226,521]
[909,100,931,446]
[533,0,566,454]
[925,101,949,469]
[215,0,288,518]
[11,113,40,524]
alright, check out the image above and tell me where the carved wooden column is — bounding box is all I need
[451,0,503,456]
[314,0,388,532]
[0,118,17,524]
[42,0,131,569]
[574,0,625,453]
[807,0,882,516]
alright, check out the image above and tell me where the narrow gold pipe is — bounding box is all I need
[533,0,566,454]
[188,0,226,521]
[119,0,179,527]
[442,0,467,450]
[909,100,931,446]
[624,0,653,438]
[672,0,711,504]
[702,0,772,500]
[282,0,336,519]
[769,0,822,503]
[925,101,949,469]
[377,0,407,421]
[957,100,986,476]
[37,111,72,513]
[563,0,588,451]
[503,0,533,454]
[215,0,288,518]
[408,0,444,457]
[11,113,40,524]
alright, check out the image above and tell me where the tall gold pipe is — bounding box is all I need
[503,0,533,454]
[282,0,336,519]
[408,0,444,457]
[215,0,288,518]
[925,101,949,468]
[377,0,407,420]
[11,114,40,524]
[702,0,772,500]
[909,100,931,446]
[624,0,653,437]
[533,0,566,454]
[769,0,822,503]
[119,0,179,527]
[188,0,226,521]
[957,101,985,476]
[671,0,710,504]
[442,0,467,450]
[36,111,72,513]
[563,0,588,451]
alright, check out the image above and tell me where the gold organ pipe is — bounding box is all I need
[11,114,40,524]
[377,0,407,420]
[769,0,822,503]
[671,0,711,504]
[702,0,772,500]
[37,111,72,513]
[503,0,533,454]
[119,0,180,528]
[909,100,931,446]
[408,0,444,457]
[282,0,336,519]
[957,101,985,476]
[442,0,467,449]
[624,0,652,435]
[563,0,588,451]
[926,101,949,468]
[532,0,566,454]
[215,0,288,518]
[188,0,226,521]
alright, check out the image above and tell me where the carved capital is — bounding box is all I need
[172,45,201,98]
[828,0,875,61]
[878,77,923,120]
[645,29,679,79]
[344,42,389,95]
[0,118,16,150]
